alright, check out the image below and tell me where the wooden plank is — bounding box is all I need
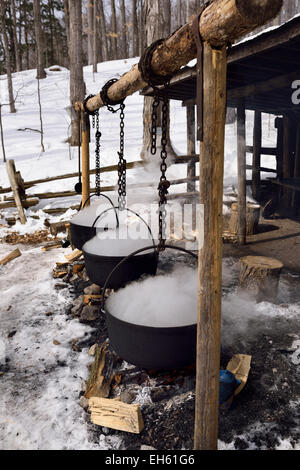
[0,198,39,209]
[0,248,22,266]
[245,146,277,156]
[194,43,227,451]
[5,160,26,224]
[81,112,90,208]
[227,355,252,396]
[228,70,300,101]
[0,161,146,195]
[275,117,283,179]
[89,397,144,434]
[252,111,262,200]
[186,104,196,193]
[65,249,82,262]
[246,165,276,173]
[237,100,247,245]
[270,178,300,192]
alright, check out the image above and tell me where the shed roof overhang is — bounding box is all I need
[141,15,300,118]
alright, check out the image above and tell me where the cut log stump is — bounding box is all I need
[239,256,283,302]
[229,203,260,236]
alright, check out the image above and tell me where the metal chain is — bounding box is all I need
[150,93,170,252]
[92,110,101,196]
[151,95,160,155]
[158,96,170,251]
[118,103,126,211]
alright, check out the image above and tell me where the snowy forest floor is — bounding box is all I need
[0,224,299,450]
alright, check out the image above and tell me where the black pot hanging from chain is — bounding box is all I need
[82,208,158,289]
[70,99,118,250]
[101,246,198,371]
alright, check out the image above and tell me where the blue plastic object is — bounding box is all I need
[219,370,241,406]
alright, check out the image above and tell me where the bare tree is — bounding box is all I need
[87,0,94,64]
[138,0,145,56]
[99,0,108,62]
[37,78,45,153]
[132,0,139,57]
[177,0,182,28]
[93,0,98,72]
[11,0,21,73]
[64,0,71,51]
[33,0,47,79]
[120,0,129,58]
[141,0,176,161]
[163,0,171,37]
[69,0,85,146]
[110,0,118,59]
[0,0,16,113]
[0,103,7,162]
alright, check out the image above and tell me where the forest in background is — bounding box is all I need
[1,0,300,76]
[1,0,300,149]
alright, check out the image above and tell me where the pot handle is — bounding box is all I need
[79,193,116,211]
[101,245,198,313]
[92,207,156,248]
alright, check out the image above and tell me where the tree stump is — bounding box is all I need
[239,256,283,302]
[229,203,260,236]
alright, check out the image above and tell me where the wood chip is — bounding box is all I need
[0,248,22,266]
[85,343,114,399]
[227,354,252,396]
[65,250,82,262]
[89,397,144,434]
[42,242,62,252]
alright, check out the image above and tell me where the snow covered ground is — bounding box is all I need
[0,60,298,450]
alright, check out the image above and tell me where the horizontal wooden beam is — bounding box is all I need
[76,0,282,113]
[228,70,300,100]
[0,156,197,195]
[246,146,277,155]
[246,165,277,173]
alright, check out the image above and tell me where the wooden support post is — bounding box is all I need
[292,124,300,208]
[81,112,90,208]
[5,160,26,224]
[186,103,196,193]
[252,111,262,201]
[237,100,247,245]
[282,115,293,209]
[275,117,283,180]
[194,43,227,451]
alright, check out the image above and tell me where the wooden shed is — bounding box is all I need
[142,14,300,243]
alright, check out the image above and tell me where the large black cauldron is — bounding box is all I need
[102,245,198,370]
[83,208,158,289]
[83,246,158,290]
[70,194,118,250]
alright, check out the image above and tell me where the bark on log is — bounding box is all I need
[85,343,120,400]
[0,248,22,266]
[239,256,283,302]
[0,198,39,210]
[229,202,260,236]
[76,0,282,113]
